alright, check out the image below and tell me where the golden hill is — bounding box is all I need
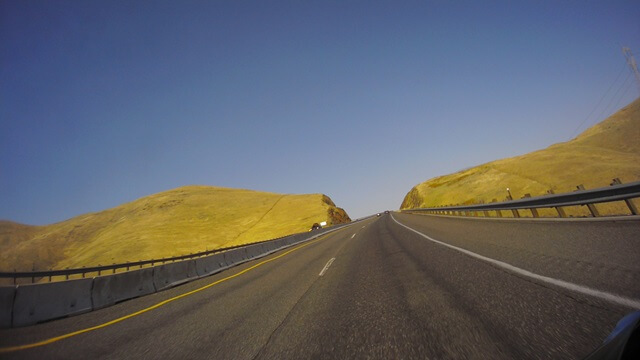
[401,97,640,216]
[0,186,350,272]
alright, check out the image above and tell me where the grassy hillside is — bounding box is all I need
[401,97,640,216]
[0,186,350,272]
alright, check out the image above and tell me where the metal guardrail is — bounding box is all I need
[0,231,305,284]
[403,179,640,219]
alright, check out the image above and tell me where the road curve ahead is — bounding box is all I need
[1,213,638,359]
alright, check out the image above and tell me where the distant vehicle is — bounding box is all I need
[376,213,381,217]
[310,223,322,231]
[384,210,390,214]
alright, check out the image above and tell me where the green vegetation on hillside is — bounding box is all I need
[0,186,350,272]
[401,97,640,216]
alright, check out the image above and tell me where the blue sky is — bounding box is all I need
[1,0,639,225]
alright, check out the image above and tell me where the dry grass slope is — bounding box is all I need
[0,186,350,272]
[401,97,640,216]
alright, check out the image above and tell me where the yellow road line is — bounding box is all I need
[0,234,331,353]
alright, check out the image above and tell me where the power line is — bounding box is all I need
[596,71,632,123]
[612,75,636,112]
[571,61,627,137]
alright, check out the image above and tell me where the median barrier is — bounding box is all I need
[295,233,310,243]
[0,286,16,328]
[92,268,156,310]
[273,238,287,250]
[283,236,295,245]
[258,244,269,257]
[195,253,227,277]
[288,234,302,244]
[12,278,93,327]
[258,243,271,256]
[223,248,245,266]
[244,244,264,259]
[153,260,198,291]
[262,241,278,254]
[1,221,359,328]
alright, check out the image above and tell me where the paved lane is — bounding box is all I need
[255,214,637,359]
[1,214,637,359]
[394,213,640,299]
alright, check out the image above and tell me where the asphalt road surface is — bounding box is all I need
[1,213,638,359]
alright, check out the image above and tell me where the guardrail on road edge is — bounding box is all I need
[402,178,640,219]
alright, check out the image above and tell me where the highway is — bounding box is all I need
[1,213,638,359]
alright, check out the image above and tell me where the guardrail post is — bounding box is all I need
[491,199,502,217]
[547,189,566,217]
[611,178,639,215]
[522,194,539,217]
[479,200,489,217]
[506,190,520,218]
[577,184,600,217]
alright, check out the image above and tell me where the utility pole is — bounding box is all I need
[622,47,640,94]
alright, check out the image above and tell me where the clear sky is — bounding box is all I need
[1,0,639,225]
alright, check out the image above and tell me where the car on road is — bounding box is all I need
[309,223,322,231]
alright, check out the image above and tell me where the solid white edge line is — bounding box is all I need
[319,258,336,276]
[390,214,640,309]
